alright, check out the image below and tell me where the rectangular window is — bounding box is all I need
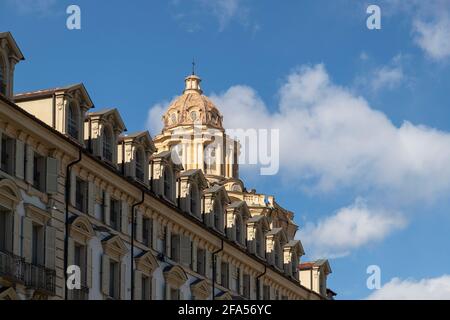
[142,217,152,247]
[171,234,180,262]
[109,261,119,299]
[221,262,229,288]
[1,135,15,175]
[33,153,46,191]
[197,248,205,276]
[110,199,121,231]
[263,285,270,300]
[74,243,87,285]
[31,224,44,266]
[170,287,179,300]
[75,178,88,213]
[141,275,151,300]
[243,274,251,299]
[235,267,241,294]
[0,208,9,252]
[161,226,167,255]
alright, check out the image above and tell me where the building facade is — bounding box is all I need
[0,32,333,300]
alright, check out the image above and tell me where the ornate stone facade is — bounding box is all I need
[0,32,333,300]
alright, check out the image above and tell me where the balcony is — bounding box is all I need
[0,250,25,283]
[68,284,89,300]
[0,249,56,296]
[24,263,56,295]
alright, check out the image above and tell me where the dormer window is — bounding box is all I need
[213,199,223,231]
[236,215,243,244]
[189,183,200,216]
[163,166,173,201]
[135,148,144,182]
[0,57,6,95]
[68,101,79,140]
[103,126,113,162]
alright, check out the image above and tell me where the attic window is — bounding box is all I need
[103,126,113,162]
[68,102,79,139]
[135,148,144,182]
[0,58,5,95]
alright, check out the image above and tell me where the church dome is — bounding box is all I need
[162,74,224,130]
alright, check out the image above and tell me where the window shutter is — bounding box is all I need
[121,201,128,235]
[13,212,21,256]
[25,147,34,185]
[68,237,75,267]
[86,181,95,216]
[5,212,13,253]
[136,212,143,243]
[46,157,59,194]
[120,262,126,300]
[104,192,111,225]
[215,255,221,284]
[205,251,211,279]
[15,140,25,179]
[45,226,56,270]
[101,255,110,296]
[134,270,142,300]
[180,235,191,267]
[22,217,32,263]
[69,170,76,206]
[151,277,156,300]
[151,220,158,251]
[87,247,93,288]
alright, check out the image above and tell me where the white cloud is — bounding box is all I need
[209,64,450,201]
[147,64,450,202]
[170,0,256,32]
[367,275,450,300]
[297,199,406,258]
[413,14,450,61]
[356,55,406,92]
[7,0,57,15]
[370,64,404,92]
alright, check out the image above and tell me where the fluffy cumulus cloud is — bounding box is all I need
[413,14,450,61]
[296,199,406,258]
[148,64,450,202]
[382,0,450,61]
[213,64,450,201]
[367,275,450,300]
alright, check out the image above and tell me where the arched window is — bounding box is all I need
[163,167,173,201]
[103,126,113,162]
[135,148,145,182]
[68,102,79,139]
[0,57,6,95]
[235,215,243,245]
[189,184,200,217]
[213,198,222,231]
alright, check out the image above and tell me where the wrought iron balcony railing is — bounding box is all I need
[68,284,90,300]
[0,249,56,296]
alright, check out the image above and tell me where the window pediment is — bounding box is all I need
[25,204,51,225]
[69,215,96,243]
[190,279,211,300]
[163,265,188,289]
[0,179,21,207]
[0,287,18,300]
[135,251,159,276]
[102,235,128,260]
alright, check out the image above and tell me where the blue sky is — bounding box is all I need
[2,0,450,299]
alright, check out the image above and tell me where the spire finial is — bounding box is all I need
[192,58,196,75]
